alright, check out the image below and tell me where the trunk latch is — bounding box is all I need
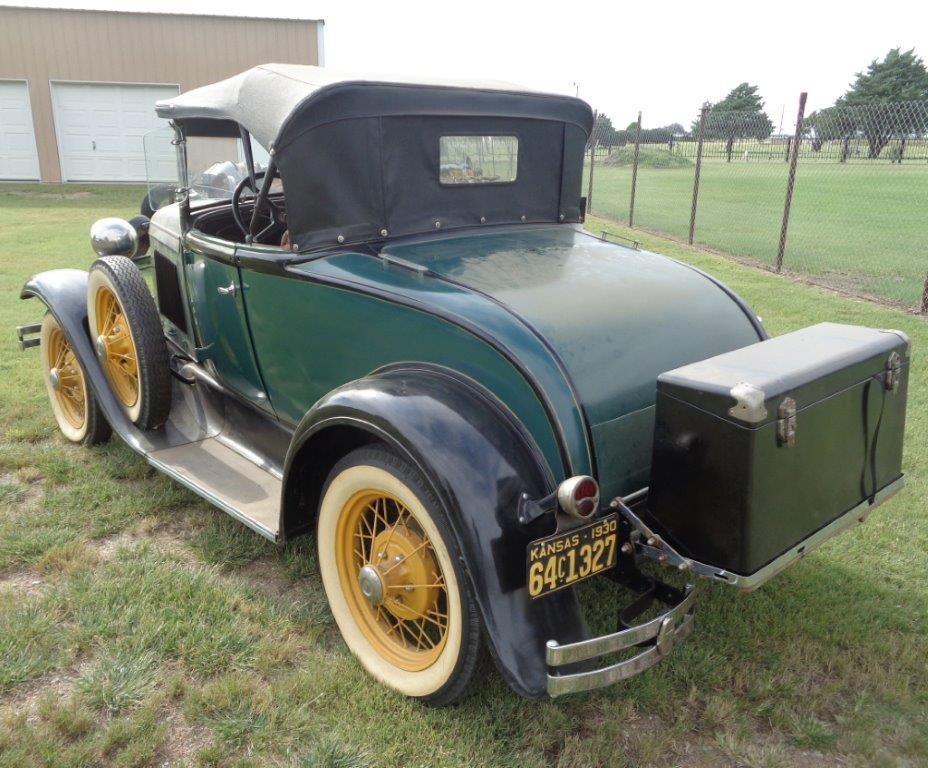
[885,351,902,393]
[777,397,797,448]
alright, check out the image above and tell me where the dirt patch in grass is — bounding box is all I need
[2,659,91,724]
[237,559,302,599]
[0,567,46,595]
[0,471,44,512]
[90,518,200,564]
[0,189,93,200]
[156,701,213,765]
[91,531,138,560]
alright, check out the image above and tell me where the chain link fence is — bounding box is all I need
[584,97,928,311]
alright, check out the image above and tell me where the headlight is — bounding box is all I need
[90,216,149,259]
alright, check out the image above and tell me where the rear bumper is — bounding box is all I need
[543,473,903,696]
[546,584,696,696]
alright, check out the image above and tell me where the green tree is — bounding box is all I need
[836,48,928,159]
[693,83,774,161]
[592,113,619,148]
[803,107,858,159]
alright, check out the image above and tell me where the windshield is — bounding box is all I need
[143,127,272,212]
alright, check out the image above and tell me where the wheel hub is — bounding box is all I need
[369,527,440,622]
[358,565,385,606]
[48,367,61,391]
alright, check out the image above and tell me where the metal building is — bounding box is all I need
[0,5,323,182]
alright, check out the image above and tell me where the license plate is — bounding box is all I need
[526,514,619,598]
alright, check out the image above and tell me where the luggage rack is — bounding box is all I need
[611,477,905,592]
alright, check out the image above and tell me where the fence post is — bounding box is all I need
[688,104,709,245]
[586,111,598,214]
[776,92,807,272]
[587,140,597,214]
[921,272,928,314]
[629,110,642,227]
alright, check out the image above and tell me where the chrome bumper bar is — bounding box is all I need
[16,322,41,350]
[546,585,696,696]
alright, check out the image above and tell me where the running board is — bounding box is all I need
[20,270,288,543]
[148,436,282,541]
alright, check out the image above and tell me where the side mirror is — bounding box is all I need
[90,216,150,260]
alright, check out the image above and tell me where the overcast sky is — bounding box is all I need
[16,0,928,131]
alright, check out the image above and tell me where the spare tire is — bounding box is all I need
[87,255,171,430]
[140,191,155,219]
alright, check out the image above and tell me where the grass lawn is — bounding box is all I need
[585,160,928,307]
[0,184,926,768]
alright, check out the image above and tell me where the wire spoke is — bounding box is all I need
[410,617,431,650]
[106,302,121,336]
[54,339,68,370]
[369,497,390,530]
[386,581,445,590]
[100,296,117,336]
[378,509,405,556]
[354,528,371,565]
[387,597,445,630]
[378,606,405,641]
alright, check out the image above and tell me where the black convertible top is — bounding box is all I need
[157,65,595,249]
[155,64,593,149]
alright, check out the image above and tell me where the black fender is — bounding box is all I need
[282,364,592,697]
[21,269,155,455]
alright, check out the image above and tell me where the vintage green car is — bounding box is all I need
[17,65,909,705]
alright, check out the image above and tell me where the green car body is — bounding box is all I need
[199,225,763,499]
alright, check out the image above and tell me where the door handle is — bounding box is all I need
[217,283,237,296]
[92,140,97,151]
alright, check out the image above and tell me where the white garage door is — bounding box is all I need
[51,82,179,182]
[0,81,40,180]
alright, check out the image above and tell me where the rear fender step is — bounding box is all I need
[16,322,42,350]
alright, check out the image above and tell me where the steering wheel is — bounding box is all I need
[231,170,283,243]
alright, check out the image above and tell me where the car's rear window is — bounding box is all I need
[439,135,518,185]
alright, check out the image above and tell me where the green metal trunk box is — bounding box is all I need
[646,323,909,576]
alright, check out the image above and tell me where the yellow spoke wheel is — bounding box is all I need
[93,284,140,409]
[336,490,450,671]
[39,312,111,446]
[45,323,86,430]
[318,447,480,704]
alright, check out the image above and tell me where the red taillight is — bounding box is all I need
[557,475,600,519]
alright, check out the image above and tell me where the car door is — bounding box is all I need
[183,230,274,414]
